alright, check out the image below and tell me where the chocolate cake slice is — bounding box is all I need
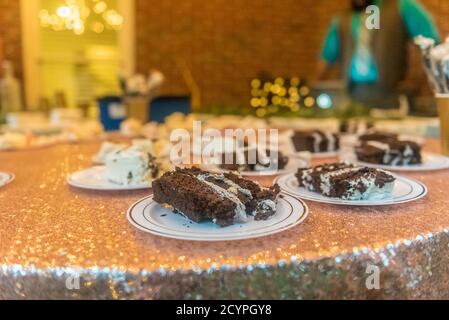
[152,167,280,227]
[296,163,396,200]
[220,148,289,172]
[355,140,422,166]
[291,130,340,153]
[359,132,398,143]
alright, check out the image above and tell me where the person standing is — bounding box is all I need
[317,0,439,109]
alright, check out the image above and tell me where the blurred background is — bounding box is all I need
[1,0,448,128]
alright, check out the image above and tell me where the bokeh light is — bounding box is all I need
[317,93,333,109]
[39,0,124,35]
[304,97,315,108]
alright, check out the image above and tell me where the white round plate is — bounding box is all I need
[200,155,308,177]
[275,173,427,206]
[127,193,308,241]
[342,151,449,172]
[67,166,152,191]
[0,172,15,188]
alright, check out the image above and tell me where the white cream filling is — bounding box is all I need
[254,149,277,171]
[257,148,271,166]
[105,147,153,185]
[319,167,361,196]
[403,144,413,157]
[235,148,247,166]
[301,164,348,192]
[234,147,281,172]
[366,141,392,164]
[94,142,127,164]
[345,177,395,200]
[258,199,276,213]
[324,132,337,152]
[301,170,314,190]
[311,132,323,153]
[195,174,251,223]
[178,170,278,223]
[366,140,390,151]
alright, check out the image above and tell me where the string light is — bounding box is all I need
[299,86,310,96]
[291,103,300,112]
[250,98,260,108]
[93,1,107,14]
[272,96,282,105]
[263,82,272,92]
[290,77,300,86]
[259,97,268,107]
[317,93,333,109]
[290,94,300,102]
[256,108,267,118]
[271,84,281,94]
[39,0,123,35]
[92,21,105,33]
[249,76,329,117]
[251,79,261,89]
[304,97,315,108]
[274,77,285,86]
[57,6,71,18]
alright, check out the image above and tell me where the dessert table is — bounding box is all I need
[1,140,449,299]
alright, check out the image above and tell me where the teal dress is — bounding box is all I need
[321,0,439,84]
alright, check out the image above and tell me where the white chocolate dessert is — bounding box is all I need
[93,142,127,164]
[93,138,171,165]
[296,163,396,201]
[105,145,160,186]
[131,139,153,154]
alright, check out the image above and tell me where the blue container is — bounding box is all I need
[97,96,127,131]
[149,96,191,123]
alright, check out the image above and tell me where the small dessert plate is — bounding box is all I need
[200,155,309,177]
[67,166,152,191]
[127,193,309,241]
[0,172,15,188]
[342,151,449,172]
[275,173,427,206]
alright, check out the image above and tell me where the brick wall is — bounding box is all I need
[0,0,22,79]
[136,0,449,111]
[0,0,448,111]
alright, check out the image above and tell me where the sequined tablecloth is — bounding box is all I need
[1,140,449,299]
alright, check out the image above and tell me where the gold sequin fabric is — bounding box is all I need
[1,140,449,299]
